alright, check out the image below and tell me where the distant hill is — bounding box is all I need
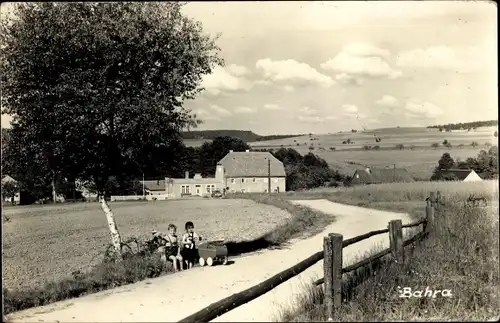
[181,130,303,142]
[427,120,498,131]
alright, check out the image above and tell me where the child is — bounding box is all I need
[165,224,183,271]
[181,221,202,269]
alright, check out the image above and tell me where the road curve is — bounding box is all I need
[6,200,412,323]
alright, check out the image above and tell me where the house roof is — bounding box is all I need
[353,168,415,184]
[143,180,166,191]
[439,169,476,180]
[1,175,17,184]
[217,151,286,177]
[170,178,221,185]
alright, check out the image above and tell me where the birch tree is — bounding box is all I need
[1,2,223,258]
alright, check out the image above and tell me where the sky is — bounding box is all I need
[1,1,497,135]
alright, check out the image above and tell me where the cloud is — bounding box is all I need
[194,108,221,121]
[209,104,232,116]
[321,42,402,80]
[226,64,251,77]
[297,115,339,123]
[283,85,295,92]
[263,103,283,110]
[342,104,359,116]
[234,106,257,114]
[403,100,444,119]
[342,41,391,57]
[297,116,324,124]
[376,95,399,107]
[335,73,363,86]
[256,58,335,87]
[300,106,319,116]
[396,46,488,73]
[201,66,253,96]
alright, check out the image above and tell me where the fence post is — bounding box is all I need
[323,233,343,321]
[389,220,404,265]
[429,191,436,207]
[425,198,435,237]
[436,190,441,210]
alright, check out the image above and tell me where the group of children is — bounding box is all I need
[153,221,202,271]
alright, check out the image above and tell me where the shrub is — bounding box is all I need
[363,145,371,150]
[443,139,449,145]
[329,147,336,151]
[396,144,405,150]
[431,143,439,149]
[471,141,479,148]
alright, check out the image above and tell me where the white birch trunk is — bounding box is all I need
[51,175,57,204]
[100,196,123,260]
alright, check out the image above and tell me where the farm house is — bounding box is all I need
[142,150,286,199]
[436,169,483,182]
[350,167,415,185]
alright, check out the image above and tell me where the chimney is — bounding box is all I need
[245,149,249,152]
[365,167,371,174]
[194,173,202,179]
[229,150,234,153]
[185,171,189,179]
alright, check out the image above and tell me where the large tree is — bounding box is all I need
[1,2,223,257]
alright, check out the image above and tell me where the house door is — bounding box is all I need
[195,185,201,196]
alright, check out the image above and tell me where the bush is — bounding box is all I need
[431,143,439,149]
[329,147,336,151]
[372,145,380,150]
[471,141,479,148]
[443,139,449,145]
[396,144,405,150]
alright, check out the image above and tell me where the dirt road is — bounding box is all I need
[6,200,412,323]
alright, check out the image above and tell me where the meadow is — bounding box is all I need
[2,199,294,291]
[249,127,496,180]
[273,180,499,322]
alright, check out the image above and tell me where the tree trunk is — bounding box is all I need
[51,174,57,204]
[100,196,123,260]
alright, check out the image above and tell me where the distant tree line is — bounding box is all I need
[181,130,303,142]
[427,120,498,132]
[430,146,498,181]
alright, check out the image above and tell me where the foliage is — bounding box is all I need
[431,143,439,149]
[471,141,479,148]
[1,2,223,196]
[427,119,497,131]
[1,181,19,200]
[442,139,449,145]
[396,144,405,150]
[431,147,498,180]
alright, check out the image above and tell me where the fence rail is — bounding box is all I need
[178,191,441,323]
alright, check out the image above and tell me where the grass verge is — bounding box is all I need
[4,194,335,316]
[275,193,499,321]
[3,250,168,315]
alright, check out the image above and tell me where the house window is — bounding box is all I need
[211,184,215,191]
[181,185,191,194]
[273,178,278,183]
[264,178,268,183]
[207,185,211,193]
[241,178,245,183]
[253,178,256,182]
[231,178,235,183]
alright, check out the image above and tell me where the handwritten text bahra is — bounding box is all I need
[398,286,453,298]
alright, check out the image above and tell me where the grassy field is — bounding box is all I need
[273,180,499,321]
[249,127,496,180]
[2,199,294,291]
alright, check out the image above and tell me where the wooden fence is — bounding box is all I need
[178,191,442,323]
